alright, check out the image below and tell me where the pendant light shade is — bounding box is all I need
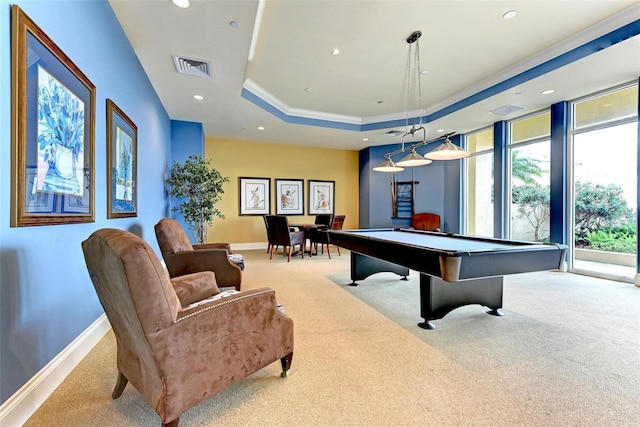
[373,156,404,172]
[424,137,471,160]
[396,148,432,167]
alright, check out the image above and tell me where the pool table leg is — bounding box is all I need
[418,274,504,329]
[348,252,410,286]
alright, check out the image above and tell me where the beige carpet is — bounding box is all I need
[25,248,640,426]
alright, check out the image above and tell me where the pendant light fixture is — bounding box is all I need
[373,31,469,172]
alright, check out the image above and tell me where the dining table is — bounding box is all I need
[289,223,328,256]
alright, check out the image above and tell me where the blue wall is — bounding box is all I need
[0,0,171,404]
[359,140,453,230]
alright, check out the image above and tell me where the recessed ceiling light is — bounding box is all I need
[332,48,340,56]
[193,95,203,100]
[171,0,190,9]
[420,69,428,75]
[229,21,239,28]
[257,126,265,130]
[304,87,312,93]
[503,10,517,20]
[541,89,555,95]
[363,138,369,142]
[377,100,384,104]
[437,129,445,133]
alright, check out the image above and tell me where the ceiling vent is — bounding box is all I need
[489,104,525,116]
[384,130,405,137]
[172,55,211,78]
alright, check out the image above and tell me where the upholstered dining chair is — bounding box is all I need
[264,215,306,262]
[309,214,345,258]
[155,218,243,290]
[81,228,294,427]
[411,212,441,232]
[314,214,334,227]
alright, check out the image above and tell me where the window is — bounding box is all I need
[508,111,551,242]
[569,83,638,280]
[464,128,494,236]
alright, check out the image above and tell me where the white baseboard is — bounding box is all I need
[0,314,110,427]
[230,242,268,251]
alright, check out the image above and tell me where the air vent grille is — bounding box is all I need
[172,55,211,78]
[489,104,525,116]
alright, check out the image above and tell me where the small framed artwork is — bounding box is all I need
[275,179,304,215]
[239,177,271,215]
[106,99,137,218]
[10,5,95,226]
[308,180,335,215]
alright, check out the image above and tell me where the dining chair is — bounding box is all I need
[314,214,334,227]
[264,215,306,262]
[310,214,345,258]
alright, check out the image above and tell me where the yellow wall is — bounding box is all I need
[205,137,360,244]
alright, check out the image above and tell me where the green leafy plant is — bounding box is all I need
[585,229,636,254]
[165,155,229,243]
[512,183,550,241]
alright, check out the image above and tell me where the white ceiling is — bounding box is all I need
[109,0,640,151]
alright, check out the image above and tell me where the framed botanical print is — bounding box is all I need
[106,99,137,218]
[275,179,304,215]
[308,180,335,215]
[239,177,271,215]
[10,5,95,226]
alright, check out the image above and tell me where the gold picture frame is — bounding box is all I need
[10,5,95,226]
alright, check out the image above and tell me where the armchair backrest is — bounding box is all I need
[155,218,194,258]
[411,212,441,231]
[331,215,346,230]
[265,215,294,246]
[81,228,182,387]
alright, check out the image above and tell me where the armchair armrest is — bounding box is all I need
[169,249,242,289]
[193,242,232,252]
[149,288,294,421]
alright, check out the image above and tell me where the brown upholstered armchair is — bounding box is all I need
[411,212,441,232]
[155,218,243,290]
[81,228,294,427]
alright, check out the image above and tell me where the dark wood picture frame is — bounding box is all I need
[10,5,95,226]
[308,180,335,215]
[106,99,138,218]
[275,178,304,215]
[239,177,271,215]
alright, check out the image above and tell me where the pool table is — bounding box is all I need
[328,228,567,329]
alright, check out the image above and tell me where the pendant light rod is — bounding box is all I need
[385,131,457,159]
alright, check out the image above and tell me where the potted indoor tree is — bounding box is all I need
[165,154,230,244]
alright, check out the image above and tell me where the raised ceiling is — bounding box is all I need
[109,0,640,150]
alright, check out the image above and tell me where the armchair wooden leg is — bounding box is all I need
[326,244,331,259]
[112,372,128,399]
[163,417,180,427]
[280,352,293,377]
[287,246,292,262]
